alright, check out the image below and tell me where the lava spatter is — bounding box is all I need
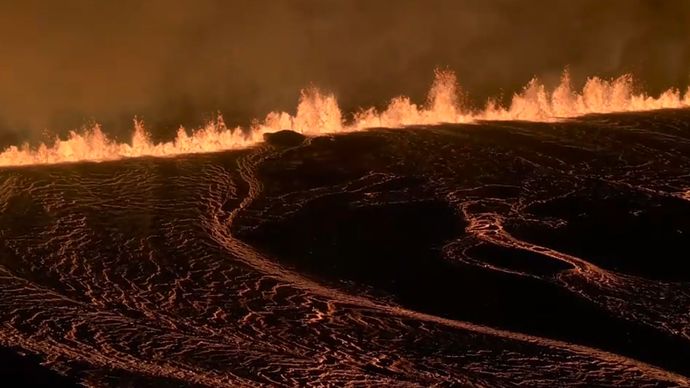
[1,70,688,168]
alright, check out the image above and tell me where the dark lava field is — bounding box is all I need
[1,109,690,386]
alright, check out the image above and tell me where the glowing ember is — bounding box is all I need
[1,70,689,167]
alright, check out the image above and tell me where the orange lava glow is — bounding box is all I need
[1,70,689,167]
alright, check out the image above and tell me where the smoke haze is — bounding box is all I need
[0,0,688,144]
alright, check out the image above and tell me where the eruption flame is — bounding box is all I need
[1,70,689,167]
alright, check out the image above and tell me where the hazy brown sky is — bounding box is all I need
[0,0,688,142]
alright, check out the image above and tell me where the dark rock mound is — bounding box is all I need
[263,130,306,147]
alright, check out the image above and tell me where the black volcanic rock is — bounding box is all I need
[263,130,306,147]
[0,347,76,387]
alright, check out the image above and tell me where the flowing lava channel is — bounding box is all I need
[1,69,689,167]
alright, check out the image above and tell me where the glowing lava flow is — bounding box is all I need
[1,70,689,167]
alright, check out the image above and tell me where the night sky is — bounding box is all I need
[0,0,688,142]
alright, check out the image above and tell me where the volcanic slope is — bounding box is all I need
[1,109,690,386]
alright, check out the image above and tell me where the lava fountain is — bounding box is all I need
[1,70,688,168]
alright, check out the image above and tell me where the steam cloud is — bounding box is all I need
[0,0,688,145]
